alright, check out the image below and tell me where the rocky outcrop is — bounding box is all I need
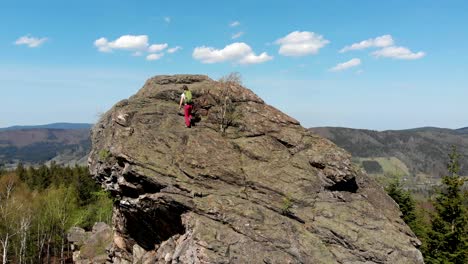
[89,74,424,263]
[68,222,113,263]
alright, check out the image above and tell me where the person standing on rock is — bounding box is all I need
[179,85,193,128]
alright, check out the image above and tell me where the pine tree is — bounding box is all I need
[386,178,416,224]
[15,162,26,182]
[426,146,468,264]
[386,177,428,248]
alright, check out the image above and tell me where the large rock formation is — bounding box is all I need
[88,75,424,263]
[68,222,113,264]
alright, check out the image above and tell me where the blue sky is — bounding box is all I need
[1,0,467,130]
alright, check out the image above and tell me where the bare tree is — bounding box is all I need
[217,72,243,134]
[0,176,19,264]
[218,72,243,86]
[18,210,32,264]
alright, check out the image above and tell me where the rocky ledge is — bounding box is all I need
[88,74,423,263]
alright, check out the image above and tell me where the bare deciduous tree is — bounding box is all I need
[0,175,19,264]
[217,72,243,134]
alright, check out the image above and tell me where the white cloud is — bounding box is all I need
[94,35,149,52]
[232,32,244,39]
[238,52,273,64]
[15,35,48,48]
[230,21,240,27]
[148,43,168,52]
[340,35,425,60]
[94,35,181,60]
[167,46,182,53]
[164,17,171,23]
[372,46,425,60]
[192,42,272,64]
[330,58,361,72]
[109,35,148,50]
[146,53,164,61]
[94,38,111,52]
[275,31,329,56]
[340,35,394,53]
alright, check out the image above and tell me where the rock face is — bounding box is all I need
[89,75,424,263]
[68,222,113,264]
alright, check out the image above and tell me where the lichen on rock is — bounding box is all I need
[88,74,424,263]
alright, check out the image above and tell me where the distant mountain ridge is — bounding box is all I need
[0,122,93,131]
[457,127,468,134]
[309,126,468,186]
[0,123,92,168]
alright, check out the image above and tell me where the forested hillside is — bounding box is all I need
[310,127,468,187]
[0,128,91,168]
[0,123,92,131]
[0,164,112,263]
